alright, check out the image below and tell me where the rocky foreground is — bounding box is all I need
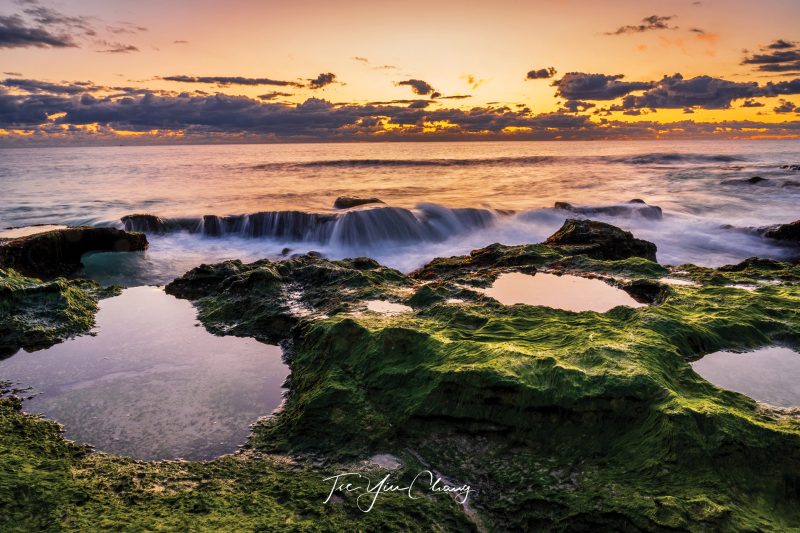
[1,220,800,531]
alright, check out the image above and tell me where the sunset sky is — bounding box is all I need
[1,0,799,143]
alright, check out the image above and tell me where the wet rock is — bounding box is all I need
[622,279,671,304]
[333,196,385,209]
[0,268,106,357]
[0,227,148,279]
[721,176,769,186]
[545,219,657,262]
[554,199,662,220]
[121,214,169,233]
[762,220,800,243]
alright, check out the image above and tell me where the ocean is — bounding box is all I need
[1,140,798,285]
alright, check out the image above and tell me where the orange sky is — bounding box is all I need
[1,0,799,142]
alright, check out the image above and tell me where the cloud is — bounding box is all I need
[554,73,654,100]
[95,41,139,53]
[397,79,436,96]
[743,41,800,73]
[308,72,336,89]
[162,75,304,87]
[741,99,765,108]
[767,39,796,50]
[20,4,95,36]
[353,56,368,63]
[462,74,486,89]
[258,91,293,100]
[173,40,188,44]
[1,77,800,144]
[4,72,23,76]
[774,100,798,113]
[617,73,761,109]
[439,95,472,100]
[2,78,101,94]
[605,15,677,35]
[560,100,595,113]
[0,14,76,48]
[526,67,557,80]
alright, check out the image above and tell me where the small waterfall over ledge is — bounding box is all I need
[121,204,498,247]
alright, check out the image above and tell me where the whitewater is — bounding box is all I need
[1,140,798,285]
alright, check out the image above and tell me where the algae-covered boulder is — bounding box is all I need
[333,196,385,209]
[0,226,148,278]
[0,268,109,357]
[545,218,658,261]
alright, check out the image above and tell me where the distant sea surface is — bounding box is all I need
[2,140,798,285]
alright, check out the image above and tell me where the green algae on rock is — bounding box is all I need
[0,268,115,358]
[162,224,800,530]
[5,218,800,531]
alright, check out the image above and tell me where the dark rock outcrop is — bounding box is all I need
[545,219,658,262]
[0,227,148,278]
[554,199,662,220]
[333,196,385,209]
[121,214,170,233]
[762,220,800,243]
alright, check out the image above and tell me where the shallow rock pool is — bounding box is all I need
[0,286,289,460]
[481,272,645,312]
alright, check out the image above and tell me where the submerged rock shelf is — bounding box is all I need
[2,219,800,531]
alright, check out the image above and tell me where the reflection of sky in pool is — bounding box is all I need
[692,346,800,408]
[481,272,645,312]
[0,286,289,460]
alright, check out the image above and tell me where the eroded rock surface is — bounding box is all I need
[0,227,147,278]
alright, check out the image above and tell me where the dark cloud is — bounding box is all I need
[308,72,336,89]
[526,67,557,80]
[744,49,800,65]
[774,100,798,113]
[554,73,654,100]
[762,78,800,95]
[4,72,23,76]
[438,95,472,100]
[741,99,765,108]
[743,41,800,73]
[353,56,368,63]
[173,40,188,44]
[107,23,148,35]
[0,14,76,48]
[20,5,94,36]
[605,15,677,35]
[560,100,595,113]
[162,75,304,87]
[2,78,100,94]
[617,73,761,109]
[258,91,293,100]
[1,77,799,144]
[768,39,796,50]
[397,79,435,95]
[95,41,139,53]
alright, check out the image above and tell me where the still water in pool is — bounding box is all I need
[0,286,289,461]
[481,272,645,312]
[692,346,800,408]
